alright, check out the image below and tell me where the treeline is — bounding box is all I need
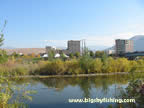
[1,50,144,76]
[34,56,144,75]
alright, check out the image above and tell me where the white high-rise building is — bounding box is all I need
[115,39,133,55]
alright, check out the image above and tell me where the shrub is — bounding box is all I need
[38,59,65,75]
[65,59,82,75]
[89,58,103,73]
[12,66,28,76]
[116,58,131,72]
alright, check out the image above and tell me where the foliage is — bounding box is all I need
[48,50,55,61]
[119,80,144,108]
[60,52,67,60]
[36,59,65,75]
[1,56,144,76]
[89,51,94,58]
[89,58,103,73]
[65,59,82,75]
[95,51,105,58]
[0,21,8,64]
[11,52,20,58]
[69,53,74,58]
[0,50,8,64]
[0,20,6,47]
[0,77,36,108]
[0,34,4,47]
[79,54,92,74]
[0,20,35,108]
[74,52,80,58]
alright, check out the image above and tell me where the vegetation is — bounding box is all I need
[0,53,144,76]
[33,57,144,75]
[0,21,35,108]
[0,21,144,76]
[115,79,144,108]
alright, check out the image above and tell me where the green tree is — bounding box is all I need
[48,50,55,61]
[95,51,105,58]
[11,52,20,58]
[101,52,108,63]
[75,52,80,58]
[0,20,8,64]
[0,50,8,64]
[0,21,6,46]
[89,51,94,58]
[79,54,92,74]
[60,52,67,60]
[69,53,74,58]
[89,58,103,73]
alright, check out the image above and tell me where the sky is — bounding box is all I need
[0,0,144,49]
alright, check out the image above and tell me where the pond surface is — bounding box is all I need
[12,73,144,108]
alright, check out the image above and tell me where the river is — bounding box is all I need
[10,73,144,108]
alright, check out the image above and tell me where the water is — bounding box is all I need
[11,73,144,108]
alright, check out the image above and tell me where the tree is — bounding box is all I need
[60,52,67,60]
[0,20,6,46]
[101,53,108,63]
[79,54,92,74]
[75,52,80,58]
[0,50,8,63]
[0,20,7,64]
[95,51,105,58]
[48,50,55,61]
[89,51,94,58]
[12,52,19,57]
[69,53,74,58]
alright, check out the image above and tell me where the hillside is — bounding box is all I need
[130,35,144,51]
[3,48,46,55]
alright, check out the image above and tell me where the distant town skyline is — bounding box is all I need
[1,0,144,49]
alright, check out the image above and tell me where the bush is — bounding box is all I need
[65,59,82,75]
[116,58,131,72]
[12,66,28,76]
[38,59,65,75]
[0,50,8,64]
[89,58,103,73]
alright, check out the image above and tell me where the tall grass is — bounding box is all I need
[0,60,38,76]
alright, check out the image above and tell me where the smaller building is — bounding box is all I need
[105,50,115,55]
[115,39,133,55]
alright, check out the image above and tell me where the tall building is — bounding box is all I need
[115,39,133,55]
[67,40,81,54]
[45,40,81,56]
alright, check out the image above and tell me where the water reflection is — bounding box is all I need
[33,74,130,97]
[11,73,144,108]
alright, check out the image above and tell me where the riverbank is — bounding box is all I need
[0,72,133,78]
[1,56,144,77]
